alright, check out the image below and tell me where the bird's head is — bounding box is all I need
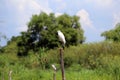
[57,30,61,34]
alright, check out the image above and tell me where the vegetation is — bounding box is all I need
[1,41,120,80]
[101,23,120,42]
[17,12,85,56]
[0,12,120,80]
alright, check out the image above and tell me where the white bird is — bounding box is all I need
[57,30,66,49]
[51,64,57,71]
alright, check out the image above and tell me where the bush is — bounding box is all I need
[1,41,120,79]
[64,57,73,68]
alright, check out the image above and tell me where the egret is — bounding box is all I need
[51,64,57,71]
[57,30,66,49]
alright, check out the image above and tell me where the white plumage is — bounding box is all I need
[51,64,56,71]
[57,30,66,45]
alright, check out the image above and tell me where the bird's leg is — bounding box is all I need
[62,44,65,50]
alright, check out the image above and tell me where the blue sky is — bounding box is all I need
[0,0,120,46]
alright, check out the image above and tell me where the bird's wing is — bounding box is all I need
[58,32,66,44]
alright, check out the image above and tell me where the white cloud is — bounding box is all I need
[10,0,52,14]
[76,9,94,30]
[113,12,120,27]
[54,0,63,2]
[86,0,113,7]
[16,26,28,32]
[8,0,52,32]
[56,2,66,11]
[55,12,63,17]
[50,0,66,12]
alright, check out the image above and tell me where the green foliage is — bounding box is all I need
[101,55,120,80]
[1,41,120,79]
[46,42,120,70]
[101,23,120,42]
[17,12,85,55]
[64,57,73,68]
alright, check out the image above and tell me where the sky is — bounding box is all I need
[0,0,120,46]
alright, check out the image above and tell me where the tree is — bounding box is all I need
[101,23,120,42]
[17,12,85,55]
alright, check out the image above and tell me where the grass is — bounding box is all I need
[1,41,120,80]
[0,65,116,80]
